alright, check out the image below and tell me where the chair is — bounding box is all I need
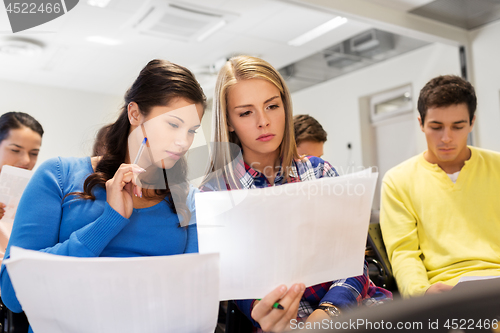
[224,300,254,333]
[365,222,397,291]
[0,297,29,333]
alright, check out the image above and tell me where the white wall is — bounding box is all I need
[291,42,461,174]
[0,80,123,168]
[469,20,500,151]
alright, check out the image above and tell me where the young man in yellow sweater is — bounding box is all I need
[380,75,500,298]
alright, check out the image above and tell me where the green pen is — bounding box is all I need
[256,299,285,310]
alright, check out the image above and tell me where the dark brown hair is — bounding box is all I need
[92,124,112,157]
[76,59,206,223]
[418,75,476,125]
[0,111,44,142]
[293,114,327,145]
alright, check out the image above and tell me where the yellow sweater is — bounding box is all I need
[380,146,500,297]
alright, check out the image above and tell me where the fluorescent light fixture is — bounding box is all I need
[87,0,111,8]
[197,20,226,42]
[86,36,122,46]
[288,16,348,47]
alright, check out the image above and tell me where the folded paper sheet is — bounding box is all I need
[0,165,33,225]
[4,247,219,333]
[454,275,500,292]
[196,170,378,300]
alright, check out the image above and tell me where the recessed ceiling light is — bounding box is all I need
[87,0,111,8]
[288,16,348,47]
[0,40,44,56]
[86,36,122,46]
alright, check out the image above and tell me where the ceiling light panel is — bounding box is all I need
[288,16,348,47]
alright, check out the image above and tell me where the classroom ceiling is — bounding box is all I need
[1,0,490,98]
[0,0,374,97]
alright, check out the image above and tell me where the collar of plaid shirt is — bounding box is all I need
[236,160,301,189]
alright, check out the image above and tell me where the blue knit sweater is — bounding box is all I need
[0,157,198,318]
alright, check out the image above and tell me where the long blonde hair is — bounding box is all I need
[202,55,299,189]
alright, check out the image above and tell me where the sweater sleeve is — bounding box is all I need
[319,261,392,309]
[0,157,129,312]
[380,174,430,297]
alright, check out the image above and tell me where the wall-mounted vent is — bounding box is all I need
[370,84,413,123]
[132,1,237,42]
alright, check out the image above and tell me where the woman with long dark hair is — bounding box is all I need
[0,60,206,324]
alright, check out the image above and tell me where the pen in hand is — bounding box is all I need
[131,137,147,198]
[256,299,285,310]
[133,137,147,164]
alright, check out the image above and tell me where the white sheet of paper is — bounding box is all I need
[4,247,220,333]
[0,165,33,224]
[453,275,500,293]
[457,275,500,283]
[196,170,378,300]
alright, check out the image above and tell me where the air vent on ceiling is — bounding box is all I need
[350,29,394,58]
[132,1,237,42]
[0,39,44,56]
[323,43,360,69]
[322,29,394,70]
[282,28,429,93]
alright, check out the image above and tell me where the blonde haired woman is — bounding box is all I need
[201,55,391,332]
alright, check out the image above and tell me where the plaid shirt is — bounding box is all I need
[201,156,392,330]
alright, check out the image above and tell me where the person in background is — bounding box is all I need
[0,111,43,262]
[293,114,327,158]
[380,75,500,298]
[0,60,206,333]
[201,55,391,332]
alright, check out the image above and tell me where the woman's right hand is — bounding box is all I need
[251,283,305,332]
[0,202,5,220]
[105,164,145,219]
